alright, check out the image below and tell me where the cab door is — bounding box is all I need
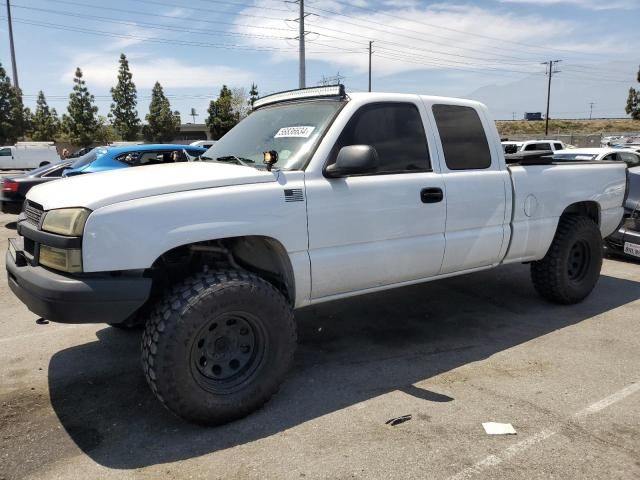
[305,101,446,299]
[428,103,510,274]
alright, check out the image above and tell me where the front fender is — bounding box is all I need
[82,181,308,273]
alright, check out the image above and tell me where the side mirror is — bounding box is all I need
[325,145,379,178]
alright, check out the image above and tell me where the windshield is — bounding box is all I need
[69,148,107,169]
[552,153,598,161]
[201,100,344,170]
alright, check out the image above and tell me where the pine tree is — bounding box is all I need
[30,91,60,141]
[625,64,640,120]
[206,85,238,139]
[248,82,259,109]
[142,82,181,142]
[0,63,26,144]
[109,53,140,140]
[61,67,100,146]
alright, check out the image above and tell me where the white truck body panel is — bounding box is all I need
[23,91,628,309]
[28,161,276,211]
[0,144,60,170]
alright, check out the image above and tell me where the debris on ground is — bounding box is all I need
[482,422,517,435]
[385,414,412,426]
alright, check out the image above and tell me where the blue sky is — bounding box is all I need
[0,0,638,120]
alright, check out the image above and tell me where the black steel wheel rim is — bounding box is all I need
[190,311,267,394]
[567,240,590,282]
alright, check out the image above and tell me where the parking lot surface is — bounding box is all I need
[1,210,639,480]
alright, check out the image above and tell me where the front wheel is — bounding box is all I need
[531,215,603,304]
[141,270,296,425]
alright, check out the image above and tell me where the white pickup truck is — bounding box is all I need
[6,86,628,425]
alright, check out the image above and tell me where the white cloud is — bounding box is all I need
[232,2,633,79]
[61,55,252,89]
[499,0,638,10]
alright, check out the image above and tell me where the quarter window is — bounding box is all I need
[432,104,491,170]
[332,102,430,173]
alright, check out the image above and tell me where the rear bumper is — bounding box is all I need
[0,197,22,214]
[6,240,152,324]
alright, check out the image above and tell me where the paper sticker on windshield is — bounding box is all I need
[274,126,315,138]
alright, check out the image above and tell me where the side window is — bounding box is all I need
[0,148,12,156]
[432,104,491,170]
[44,166,67,178]
[619,152,640,167]
[332,102,430,173]
[535,143,551,151]
[554,143,563,150]
[602,153,617,161]
[523,144,536,151]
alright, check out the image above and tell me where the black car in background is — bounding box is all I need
[0,160,72,214]
[606,166,640,260]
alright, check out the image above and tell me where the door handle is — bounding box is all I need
[420,187,443,203]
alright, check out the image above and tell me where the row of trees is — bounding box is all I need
[625,64,640,120]
[0,54,259,146]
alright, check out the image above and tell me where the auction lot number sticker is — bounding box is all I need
[275,126,315,138]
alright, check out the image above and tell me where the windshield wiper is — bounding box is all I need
[215,155,255,167]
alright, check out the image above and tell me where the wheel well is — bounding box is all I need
[561,201,600,225]
[149,236,296,306]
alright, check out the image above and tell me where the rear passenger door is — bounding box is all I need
[429,103,510,274]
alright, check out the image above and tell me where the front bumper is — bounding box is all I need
[6,238,152,324]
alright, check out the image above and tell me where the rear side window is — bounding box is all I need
[554,143,563,150]
[432,104,491,170]
[333,102,430,173]
[0,148,11,156]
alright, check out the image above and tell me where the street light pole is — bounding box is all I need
[298,0,305,89]
[6,0,19,88]
[368,41,373,92]
[542,59,561,136]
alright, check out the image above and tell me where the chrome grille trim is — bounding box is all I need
[24,201,44,227]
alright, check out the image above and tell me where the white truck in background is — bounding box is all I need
[0,142,61,170]
[7,86,627,426]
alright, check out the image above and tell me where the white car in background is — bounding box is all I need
[0,142,61,170]
[553,148,640,168]
[190,140,217,149]
[502,139,566,154]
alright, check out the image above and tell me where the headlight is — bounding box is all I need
[39,246,83,273]
[41,208,91,236]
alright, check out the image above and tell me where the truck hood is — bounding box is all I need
[27,162,278,210]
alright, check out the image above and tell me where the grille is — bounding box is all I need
[24,201,44,226]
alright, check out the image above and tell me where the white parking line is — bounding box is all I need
[448,382,640,480]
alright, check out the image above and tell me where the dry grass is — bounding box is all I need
[496,119,640,136]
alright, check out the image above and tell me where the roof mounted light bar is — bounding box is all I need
[253,84,345,110]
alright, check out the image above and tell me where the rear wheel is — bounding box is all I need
[141,270,296,425]
[531,215,603,304]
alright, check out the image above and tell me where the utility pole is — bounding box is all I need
[368,41,373,92]
[190,108,199,123]
[512,112,516,121]
[589,102,595,120]
[542,59,561,136]
[6,0,19,89]
[298,0,305,88]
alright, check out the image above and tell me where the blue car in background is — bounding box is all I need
[63,144,208,176]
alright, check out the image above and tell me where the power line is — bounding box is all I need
[309,0,609,58]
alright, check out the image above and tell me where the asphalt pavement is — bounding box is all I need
[1,211,639,480]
